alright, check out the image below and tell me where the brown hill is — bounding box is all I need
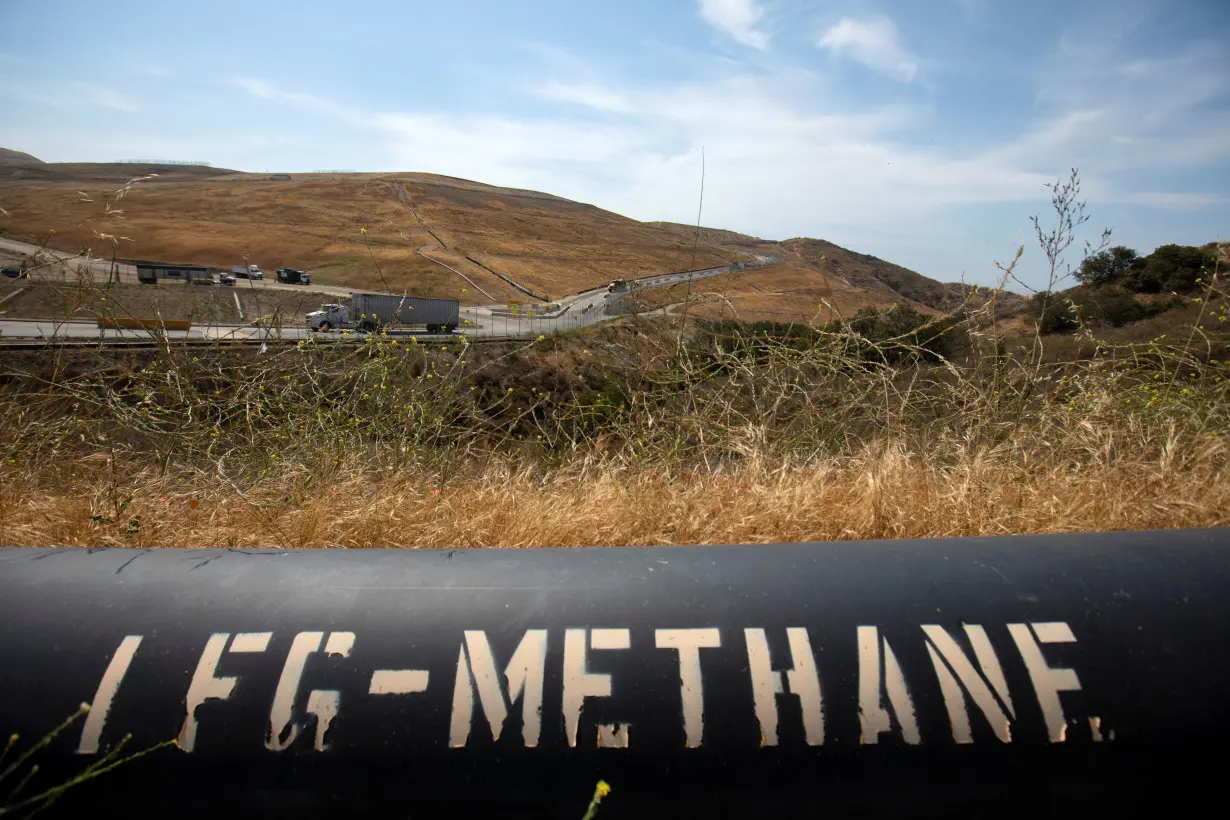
[0,155,1000,317]
[647,221,764,246]
[0,164,234,187]
[0,167,756,305]
[778,238,1022,312]
[0,148,45,169]
[648,224,1023,314]
[1203,241,1230,267]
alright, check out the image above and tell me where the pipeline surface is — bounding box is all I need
[0,529,1228,818]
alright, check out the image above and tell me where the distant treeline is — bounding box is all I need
[1032,243,1218,334]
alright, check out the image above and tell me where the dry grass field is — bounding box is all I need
[0,161,1225,549]
[625,259,902,324]
[3,444,1225,549]
[1,285,1226,548]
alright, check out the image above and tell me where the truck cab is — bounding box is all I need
[276,268,312,285]
[307,304,348,331]
[247,264,263,280]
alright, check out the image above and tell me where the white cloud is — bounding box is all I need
[84,86,137,113]
[235,77,335,112]
[998,37,1230,181]
[536,81,633,113]
[376,113,647,176]
[0,80,62,108]
[697,0,770,50]
[0,78,136,112]
[234,75,1050,232]
[1113,191,1226,210]
[818,16,918,83]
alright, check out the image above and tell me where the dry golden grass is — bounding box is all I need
[1,274,1226,550]
[628,260,900,323]
[3,442,1226,549]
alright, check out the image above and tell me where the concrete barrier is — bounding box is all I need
[97,317,192,332]
[0,529,1227,818]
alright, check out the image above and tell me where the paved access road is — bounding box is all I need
[0,319,308,343]
[463,254,779,337]
[1,239,778,343]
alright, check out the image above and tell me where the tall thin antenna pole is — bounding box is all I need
[678,148,705,341]
[689,148,706,272]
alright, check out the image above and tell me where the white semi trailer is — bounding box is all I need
[232,265,263,280]
[307,293,460,333]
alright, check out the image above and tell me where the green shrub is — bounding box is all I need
[1032,292,1079,334]
[1084,288,1182,327]
[1124,244,1214,293]
[833,304,968,364]
[694,309,967,367]
[1033,287,1183,333]
[573,380,632,428]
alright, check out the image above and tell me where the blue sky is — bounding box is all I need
[1,0,1227,290]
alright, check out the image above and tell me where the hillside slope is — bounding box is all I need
[0,151,1006,317]
[0,148,45,169]
[0,151,233,187]
[780,238,1021,312]
[650,223,1024,314]
[0,164,746,305]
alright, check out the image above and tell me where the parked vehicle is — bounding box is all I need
[232,265,263,280]
[276,268,311,285]
[306,293,459,333]
[219,273,237,286]
[1,268,25,279]
[248,264,263,280]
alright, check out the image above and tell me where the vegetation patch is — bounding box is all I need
[1,171,1226,547]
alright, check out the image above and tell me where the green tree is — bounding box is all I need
[1077,246,1137,285]
[1125,244,1213,293]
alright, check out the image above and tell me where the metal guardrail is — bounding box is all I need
[1,529,1227,817]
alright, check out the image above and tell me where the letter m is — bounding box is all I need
[449,630,548,748]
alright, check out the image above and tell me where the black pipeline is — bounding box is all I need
[1,529,1228,819]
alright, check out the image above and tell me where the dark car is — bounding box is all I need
[1,268,25,279]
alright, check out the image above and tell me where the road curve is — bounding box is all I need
[1,237,778,343]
